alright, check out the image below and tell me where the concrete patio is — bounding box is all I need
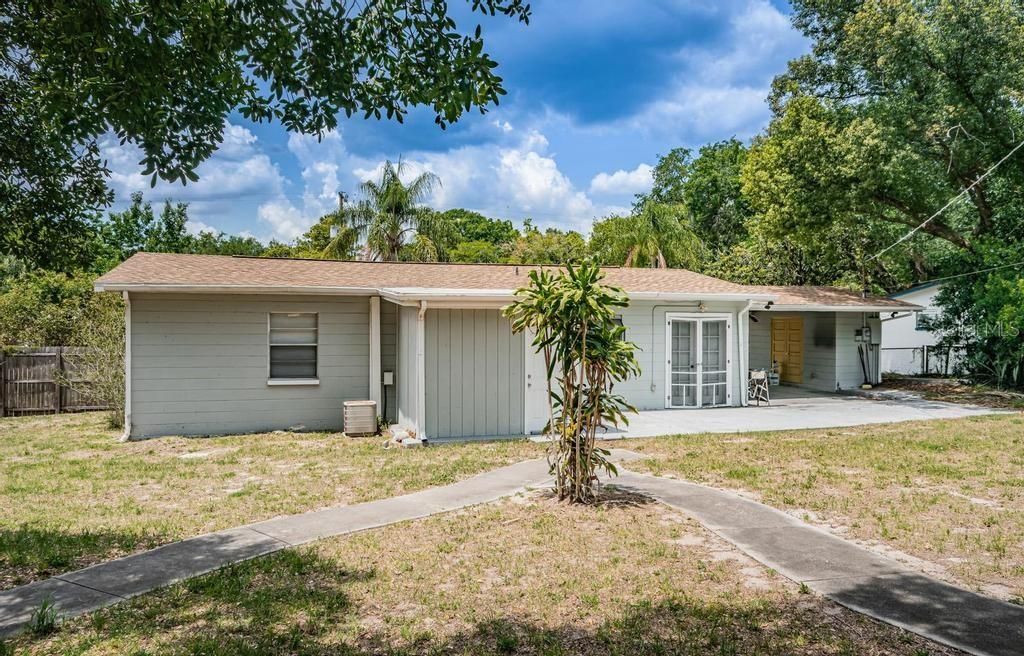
[598,385,1002,439]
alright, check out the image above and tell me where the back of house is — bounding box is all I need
[95,253,918,440]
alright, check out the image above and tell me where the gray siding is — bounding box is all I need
[748,315,772,370]
[425,309,524,439]
[130,293,370,437]
[380,300,398,422]
[803,313,837,391]
[395,305,420,430]
[617,300,744,410]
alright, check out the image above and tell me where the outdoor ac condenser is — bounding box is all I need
[343,400,377,436]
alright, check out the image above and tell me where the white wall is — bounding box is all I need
[881,285,941,349]
[618,300,745,409]
[129,293,370,438]
[880,284,943,375]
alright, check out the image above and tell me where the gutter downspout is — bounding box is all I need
[738,300,754,407]
[122,291,132,441]
[416,301,427,438]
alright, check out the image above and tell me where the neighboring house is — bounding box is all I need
[880,282,960,375]
[95,253,918,440]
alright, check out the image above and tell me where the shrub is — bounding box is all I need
[504,261,640,503]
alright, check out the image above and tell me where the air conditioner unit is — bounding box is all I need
[343,400,377,436]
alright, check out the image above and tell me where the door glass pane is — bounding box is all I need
[701,319,727,406]
[670,320,698,407]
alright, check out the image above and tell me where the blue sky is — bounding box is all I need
[101,0,808,243]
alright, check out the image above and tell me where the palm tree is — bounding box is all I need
[350,159,455,261]
[618,201,704,269]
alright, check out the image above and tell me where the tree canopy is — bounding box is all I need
[1,0,530,270]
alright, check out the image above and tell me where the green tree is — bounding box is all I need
[588,215,636,266]
[450,240,502,264]
[439,209,519,245]
[636,147,691,208]
[933,243,1024,389]
[504,261,639,504]
[754,0,1024,257]
[504,222,588,265]
[190,232,265,257]
[289,211,360,260]
[0,269,96,346]
[352,160,456,262]
[590,203,703,269]
[685,139,751,253]
[2,0,529,270]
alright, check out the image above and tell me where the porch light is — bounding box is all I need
[698,301,706,313]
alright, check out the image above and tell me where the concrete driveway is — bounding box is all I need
[600,386,1004,439]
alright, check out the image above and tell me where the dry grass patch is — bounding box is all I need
[0,412,542,589]
[629,413,1024,599]
[10,490,957,655]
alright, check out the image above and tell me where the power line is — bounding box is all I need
[869,138,1024,261]
[918,259,1024,285]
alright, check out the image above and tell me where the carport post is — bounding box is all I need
[738,301,754,406]
[416,301,427,438]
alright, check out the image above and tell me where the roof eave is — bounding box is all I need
[93,283,379,295]
[768,303,923,312]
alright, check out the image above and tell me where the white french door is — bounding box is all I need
[665,314,733,409]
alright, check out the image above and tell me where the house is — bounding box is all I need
[94,253,919,440]
[880,281,960,375]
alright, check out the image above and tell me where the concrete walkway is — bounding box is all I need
[3,452,1022,656]
[0,457,552,638]
[612,467,1024,656]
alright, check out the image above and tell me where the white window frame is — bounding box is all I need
[267,312,320,386]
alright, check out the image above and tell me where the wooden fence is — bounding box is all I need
[0,347,109,417]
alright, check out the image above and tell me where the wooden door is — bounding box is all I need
[771,317,804,384]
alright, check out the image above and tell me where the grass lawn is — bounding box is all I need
[629,413,1024,600]
[0,412,542,590]
[8,490,957,656]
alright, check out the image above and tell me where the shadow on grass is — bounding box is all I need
[7,548,962,656]
[0,526,168,589]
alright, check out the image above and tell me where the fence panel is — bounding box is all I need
[1,347,109,417]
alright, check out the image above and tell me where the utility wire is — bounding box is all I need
[869,138,1024,261]
[917,260,1024,285]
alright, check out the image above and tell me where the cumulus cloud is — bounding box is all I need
[257,200,308,241]
[349,128,610,230]
[101,122,286,236]
[589,163,653,196]
[621,0,806,140]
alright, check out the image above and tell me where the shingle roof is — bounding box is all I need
[94,253,919,309]
[751,285,917,309]
[95,252,758,296]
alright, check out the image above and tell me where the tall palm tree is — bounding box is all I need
[350,159,455,261]
[618,201,704,269]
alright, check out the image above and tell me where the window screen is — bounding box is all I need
[269,313,318,379]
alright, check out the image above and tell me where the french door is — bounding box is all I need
[666,314,733,408]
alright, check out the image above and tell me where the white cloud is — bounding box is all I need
[257,200,307,241]
[621,0,806,140]
[348,128,611,230]
[249,130,352,240]
[101,122,286,237]
[186,219,216,236]
[589,163,653,196]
